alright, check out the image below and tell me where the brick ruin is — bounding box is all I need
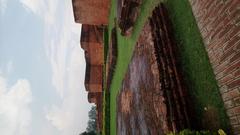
[80,24,104,132]
[72,0,110,25]
[117,0,142,35]
[72,0,110,132]
[189,0,240,133]
[81,24,104,94]
[149,4,190,130]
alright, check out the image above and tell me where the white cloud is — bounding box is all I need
[18,0,92,133]
[19,0,58,25]
[43,0,92,134]
[19,0,45,15]
[0,76,32,135]
[0,0,7,15]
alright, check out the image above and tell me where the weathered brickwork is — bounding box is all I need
[80,24,104,132]
[189,0,240,133]
[72,0,110,25]
[81,24,104,93]
[72,1,106,132]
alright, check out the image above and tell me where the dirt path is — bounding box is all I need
[117,21,170,135]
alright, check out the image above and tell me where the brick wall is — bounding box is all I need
[81,24,104,65]
[189,0,240,133]
[72,0,110,25]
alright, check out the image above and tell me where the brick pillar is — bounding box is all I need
[189,0,240,133]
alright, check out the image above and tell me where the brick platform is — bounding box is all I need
[189,0,240,133]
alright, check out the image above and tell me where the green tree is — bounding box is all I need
[80,106,97,135]
[80,131,96,135]
[86,106,97,133]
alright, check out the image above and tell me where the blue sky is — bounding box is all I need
[0,0,92,134]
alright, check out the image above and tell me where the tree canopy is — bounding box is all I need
[80,106,97,135]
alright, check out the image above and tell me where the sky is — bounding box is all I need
[0,0,93,135]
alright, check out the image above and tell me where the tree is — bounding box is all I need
[80,131,96,135]
[79,106,97,135]
[86,106,97,133]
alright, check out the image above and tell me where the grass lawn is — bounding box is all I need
[164,0,230,131]
[102,0,230,134]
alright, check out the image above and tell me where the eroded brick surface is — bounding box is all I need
[189,0,240,133]
[80,24,104,132]
[72,0,110,25]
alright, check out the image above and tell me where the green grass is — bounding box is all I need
[102,0,230,134]
[102,28,110,135]
[164,0,230,131]
[106,0,162,135]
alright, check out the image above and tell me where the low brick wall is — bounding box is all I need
[189,0,240,133]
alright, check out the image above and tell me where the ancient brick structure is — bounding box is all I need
[96,93,103,132]
[81,24,104,65]
[150,4,190,131]
[81,24,104,93]
[88,92,97,104]
[72,0,110,25]
[88,92,102,104]
[189,0,240,133]
[72,0,107,132]
[80,24,104,132]
[87,92,103,131]
[85,64,103,93]
[117,0,142,35]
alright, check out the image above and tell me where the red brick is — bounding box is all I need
[190,0,240,132]
[218,0,235,15]
[72,0,110,25]
[228,0,240,14]
[234,97,240,106]
[237,115,240,123]
[233,125,240,134]
[230,52,240,63]
[220,48,235,62]
[227,107,235,116]
[209,2,224,19]
[222,15,232,27]
[228,8,240,20]
[208,35,227,49]
[218,24,235,39]
[230,116,239,125]
[215,60,228,73]
[228,78,240,89]
[222,88,240,101]
[220,85,229,93]
[229,26,240,38]
[204,0,215,10]
[219,74,234,84]
[224,59,240,74]
[223,35,240,52]
[234,105,240,115]
[213,15,226,31]
[225,100,235,109]
[237,42,240,50]
[235,16,240,26]
[234,69,240,77]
